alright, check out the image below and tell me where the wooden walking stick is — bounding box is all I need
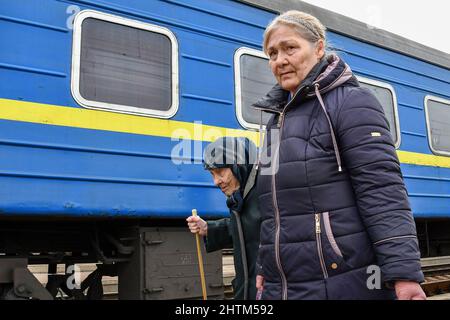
[192,209,207,300]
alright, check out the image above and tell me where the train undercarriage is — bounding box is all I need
[0,218,449,299]
[0,219,223,300]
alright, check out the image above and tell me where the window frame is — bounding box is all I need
[424,95,450,156]
[357,76,401,149]
[71,10,179,118]
[234,47,270,130]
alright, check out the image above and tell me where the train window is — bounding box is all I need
[425,96,450,156]
[71,10,179,118]
[358,77,400,148]
[234,47,275,130]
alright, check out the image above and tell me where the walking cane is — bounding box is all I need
[192,209,207,300]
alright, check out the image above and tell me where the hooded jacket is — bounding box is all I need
[203,137,261,300]
[254,54,424,300]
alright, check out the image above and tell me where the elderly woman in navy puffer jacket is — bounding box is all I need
[253,10,426,300]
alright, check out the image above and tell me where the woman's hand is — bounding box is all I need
[395,281,426,300]
[186,215,208,237]
[256,275,265,293]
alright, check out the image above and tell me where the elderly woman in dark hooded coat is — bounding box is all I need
[187,137,261,300]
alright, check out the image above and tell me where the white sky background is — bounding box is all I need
[301,0,450,54]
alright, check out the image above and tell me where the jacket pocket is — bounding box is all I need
[322,211,343,258]
[314,213,328,279]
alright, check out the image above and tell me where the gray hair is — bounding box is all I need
[263,10,327,54]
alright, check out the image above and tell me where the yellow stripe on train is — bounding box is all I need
[0,98,259,143]
[397,151,450,168]
[1,98,449,169]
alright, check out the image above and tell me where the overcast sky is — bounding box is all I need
[301,0,449,54]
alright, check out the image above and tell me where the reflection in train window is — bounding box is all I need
[234,47,275,130]
[359,77,400,148]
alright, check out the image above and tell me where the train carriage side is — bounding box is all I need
[0,0,276,220]
[0,0,275,299]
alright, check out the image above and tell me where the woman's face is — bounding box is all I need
[266,25,324,95]
[209,168,240,196]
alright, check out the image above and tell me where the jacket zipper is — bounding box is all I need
[315,213,329,279]
[270,88,304,300]
[276,85,308,128]
[373,235,417,246]
[271,150,288,300]
[232,210,249,300]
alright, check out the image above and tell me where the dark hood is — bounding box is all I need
[203,136,257,192]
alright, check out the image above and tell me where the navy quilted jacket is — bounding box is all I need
[254,54,424,300]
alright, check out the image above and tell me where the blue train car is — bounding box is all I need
[0,0,449,299]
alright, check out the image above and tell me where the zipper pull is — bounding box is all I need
[315,213,321,234]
